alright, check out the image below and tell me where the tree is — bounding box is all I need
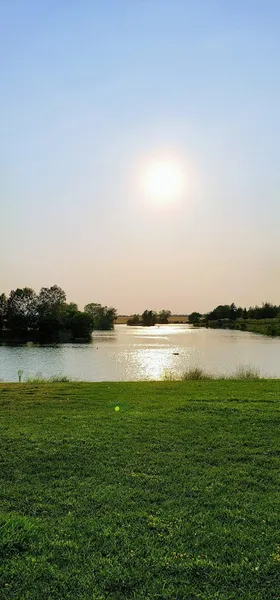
[158,310,171,324]
[235,306,244,320]
[66,302,79,314]
[84,303,117,330]
[247,302,279,320]
[208,305,231,321]
[69,311,94,340]
[142,310,157,327]
[0,293,7,331]
[188,311,201,325]
[97,307,117,330]
[84,303,102,324]
[38,286,67,336]
[38,285,66,317]
[229,303,237,321]
[260,302,279,319]
[127,314,140,326]
[7,288,38,332]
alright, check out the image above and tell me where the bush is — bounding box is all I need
[49,375,72,382]
[265,325,279,337]
[25,373,72,383]
[162,364,263,381]
[232,366,260,380]
[182,367,213,380]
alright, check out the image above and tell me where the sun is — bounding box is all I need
[142,160,184,203]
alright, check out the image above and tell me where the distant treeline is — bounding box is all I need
[188,302,280,337]
[0,286,117,342]
[127,310,171,326]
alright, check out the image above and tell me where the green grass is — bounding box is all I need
[1,381,280,599]
[202,318,280,337]
[241,319,280,337]
[25,374,72,383]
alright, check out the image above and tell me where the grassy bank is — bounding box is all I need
[243,318,280,337]
[1,382,280,599]
[200,317,280,337]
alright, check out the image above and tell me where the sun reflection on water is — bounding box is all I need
[117,325,200,380]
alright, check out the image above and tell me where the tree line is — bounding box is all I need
[188,302,280,336]
[0,286,117,342]
[188,302,280,325]
[127,309,171,326]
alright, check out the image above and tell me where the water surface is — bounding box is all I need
[1,324,280,382]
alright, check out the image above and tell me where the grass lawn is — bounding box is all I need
[1,381,280,599]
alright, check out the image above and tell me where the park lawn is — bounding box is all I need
[0,381,280,599]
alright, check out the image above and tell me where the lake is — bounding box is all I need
[1,324,280,382]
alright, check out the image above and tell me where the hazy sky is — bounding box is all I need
[1,0,280,314]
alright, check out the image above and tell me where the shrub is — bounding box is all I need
[49,375,72,382]
[182,366,213,380]
[232,366,260,380]
[265,325,278,337]
[25,373,72,383]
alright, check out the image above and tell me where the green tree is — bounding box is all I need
[66,302,79,315]
[69,311,94,340]
[142,310,157,327]
[188,312,201,325]
[158,310,171,324]
[84,303,102,325]
[235,306,244,319]
[7,288,38,332]
[229,303,237,321]
[38,285,67,336]
[38,285,66,316]
[84,303,117,330]
[208,305,231,321]
[0,293,7,331]
[247,302,279,319]
[127,314,140,326]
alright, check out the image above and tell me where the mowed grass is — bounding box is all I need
[0,382,280,600]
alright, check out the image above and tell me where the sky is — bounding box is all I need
[1,0,280,314]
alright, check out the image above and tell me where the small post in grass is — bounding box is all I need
[18,370,23,383]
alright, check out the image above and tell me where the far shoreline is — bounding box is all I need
[116,315,189,325]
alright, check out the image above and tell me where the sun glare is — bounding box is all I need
[142,160,184,204]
